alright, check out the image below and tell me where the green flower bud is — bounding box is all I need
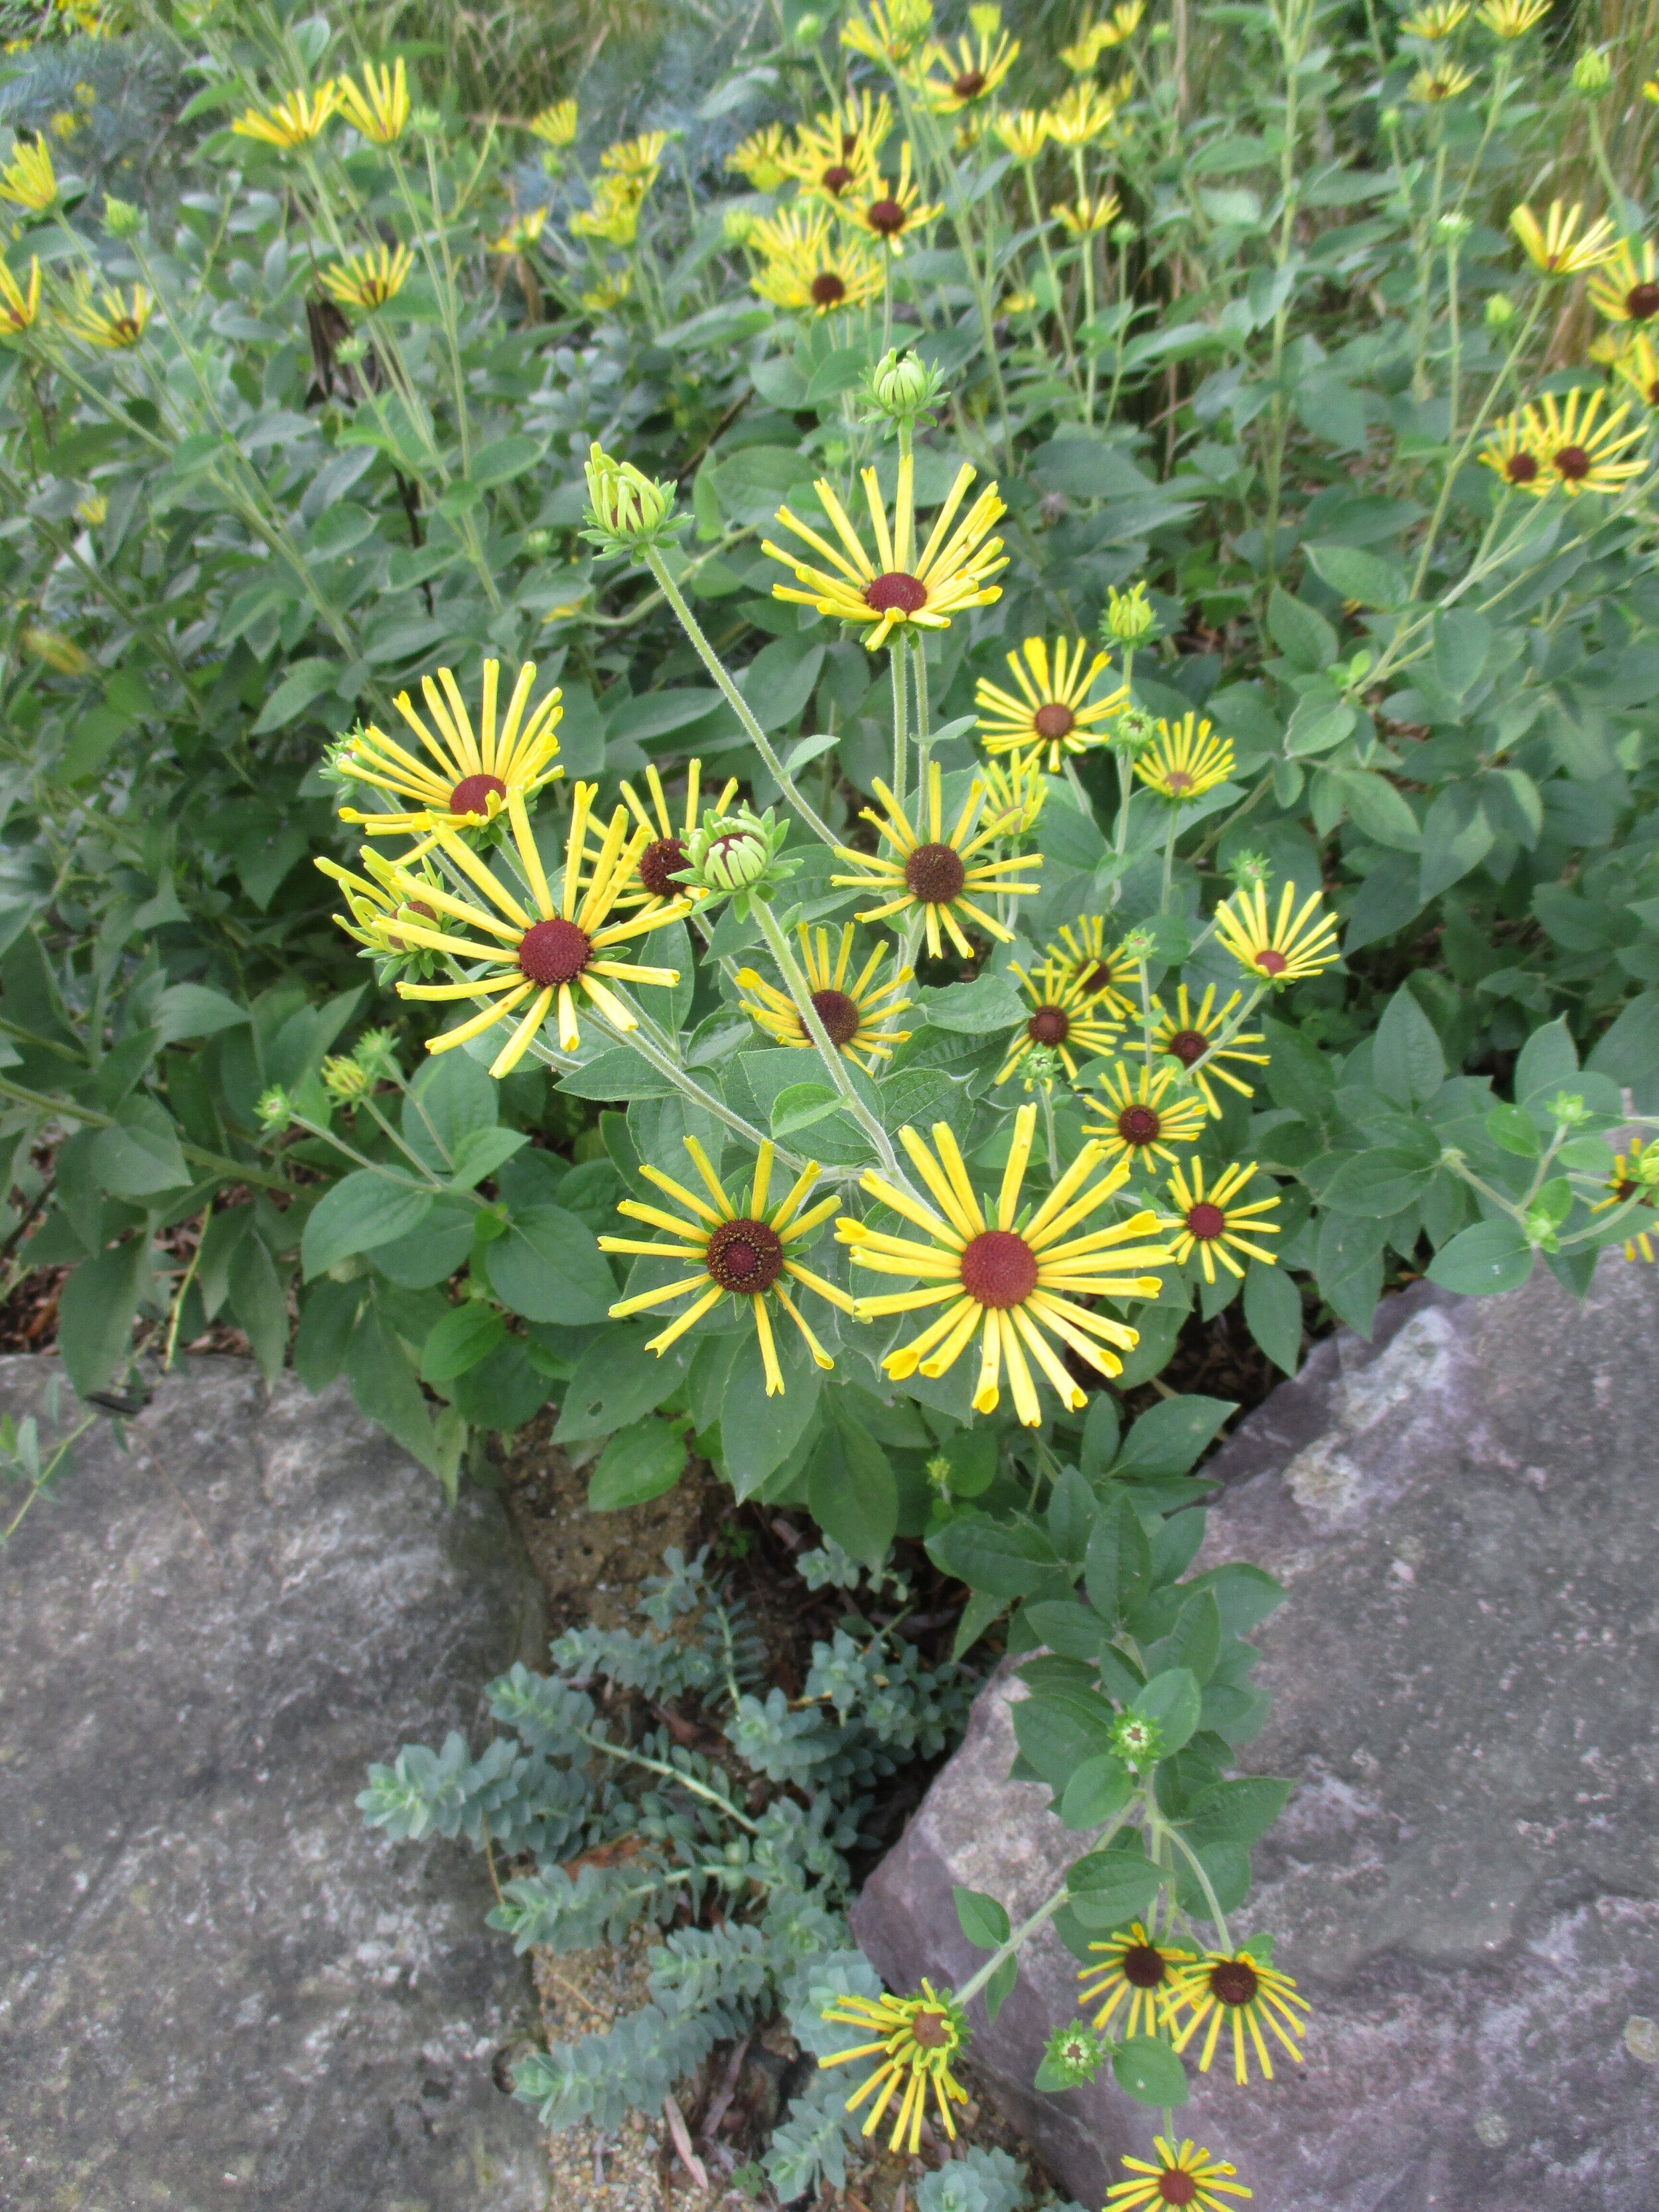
[102,194,141,237]
[1379,105,1403,131]
[580,441,681,554]
[1634,1148,1659,1189]
[723,204,762,244]
[1109,703,1159,755]
[1041,2021,1106,2087]
[1110,218,1139,249]
[680,805,798,915]
[354,1027,401,1080]
[322,1053,375,1102]
[792,9,825,40]
[335,335,369,365]
[1116,926,1155,966]
[1227,848,1273,891]
[1102,579,1155,644]
[1572,48,1611,96]
[1546,1090,1589,1127]
[1522,1204,1560,1251]
[1109,1710,1164,1769]
[1484,292,1516,329]
[256,1084,295,1132]
[926,1451,954,1491]
[861,346,948,432]
[522,526,553,556]
[1436,210,1473,245]
[1019,1043,1064,1092]
[411,106,443,136]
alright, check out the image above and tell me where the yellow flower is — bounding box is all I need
[779,91,891,201]
[994,108,1050,163]
[1477,0,1548,31]
[818,1982,968,2155]
[727,122,789,190]
[1060,2,1146,70]
[976,635,1125,769]
[1167,1948,1309,2084]
[918,25,1019,111]
[571,175,645,247]
[331,658,564,838]
[1516,386,1645,496]
[764,452,1007,651]
[1480,410,1545,489]
[63,281,151,347]
[843,143,942,256]
[978,747,1048,837]
[831,759,1039,960]
[750,205,885,316]
[601,130,670,178]
[1133,711,1236,802]
[315,846,443,964]
[1151,983,1268,1115]
[837,1102,1173,1420]
[21,625,90,673]
[1054,191,1121,236]
[231,84,339,150]
[1161,1158,1281,1284]
[1077,1922,1193,2038]
[491,206,549,254]
[999,285,1038,314]
[1400,0,1469,36]
[617,759,739,910]
[1592,1137,1658,1262]
[1611,333,1659,409]
[528,100,579,149]
[334,58,409,144]
[599,1138,849,1395]
[321,242,413,311]
[1510,200,1618,277]
[0,255,40,333]
[841,0,935,68]
[736,922,913,1070]
[50,110,80,141]
[1043,78,1129,147]
[1587,239,1659,325]
[388,782,689,1072]
[995,956,1123,1087]
[74,490,106,526]
[0,135,56,212]
[1409,61,1476,100]
[1049,916,1141,1017]
[1083,1060,1207,1168]
[1106,2136,1253,2212]
[1213,880,1340,985]
[579,268,632,313]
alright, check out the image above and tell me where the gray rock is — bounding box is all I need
[853,1262,1659,2211]
[0,1354,549,2211]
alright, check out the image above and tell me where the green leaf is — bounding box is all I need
[1112,2037,1189,2108]
[1266,586,1338,672]
[1011,1684,1118,1791]
[719,1331,822,1499]
[1314,1212,1386,1336]
[1484,1104,1540,1157]
[1065,1840,1163,1931]
[589,1416,688,1510]
[771,1080,843,1138]
[58,1239,146,1396]
[953,1887,1011,1950]
[913,973,1027,1033]
[554,1324,686,1443]
[555,1047,680,1101]
[446,1126,528,1191]
[929,1511,1064,1600]
[1419,782,1494,901]
[89,1100,190,1199]
[1058,1753,1135,1832]
[1514,1017,1578,1106]
[1079,1392,1121,1476]
[345,1298,441,1474]
[1372,987,1445,1109]
[421,1303,506,1383]
[251,656,340,733]
[1284,694,1356,758]
[301,1170,433,1279]
[1330,767,1420,850]
[1588,992,1659,1082]
[1305,541,1406,609]
[470,433,543,488]
[155,983,250,1043]
[1113,1396,1233,1478]
[1323,1145,1439,1217]
[1084,1492,1152,1625]
[1243,1258,1301,1374]
[982,1953,1019,2025]
[1133,1666,1202,1755]
[1183,1776,1293,1846]
[807,1418,899,1569]
[1425,1218,1534,1295]
[403,1048,499,1167]
[227,1230,287,1384]
[484,1204,615,1323]
[936,1425,999,1496]
[294,1278,366,1392]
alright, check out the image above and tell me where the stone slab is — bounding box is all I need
[853,1262,1659,2211]
[0,1355,549,2212]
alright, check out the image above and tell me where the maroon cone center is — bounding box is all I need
[1079,960,1114,993]
[1210,1959,1260,2008]
[868,197,906,236]
[1628,281,1659,319]
[1554,444,1591,480]
[1120,1942,1168,1990]
[1028,1005,1069,1046]
[1506,452,1539,484]
[822,163,855,194]
[1033,701,1075,741]
[810,271,847,306]
[705,1216,784,1293]
[1255,947,1289,976]
[904,841,966,903]
[960,1228,1038,1309]
[387,898,435,953]
[1166,1027,1207,1067]
[450,772,507,816]
[1187,1201,1226,1240]
[910,2008,952,2050]
[1118,1104,1161,1145]
[866,570,928,615]
[1163,769,1194,792]
[638,836,686,898]
[810,988,860,1047]
[954,68,987,97]
[518,916,592,987]
[1157,2176,1199,2208]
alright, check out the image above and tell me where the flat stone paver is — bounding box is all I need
[0,1355,549,2211]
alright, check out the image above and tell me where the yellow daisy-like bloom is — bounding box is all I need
[599,1138,849,1395]
[580,269,632,313]
[1480,411,1546,490]
[919,25,1019,111]
[831,760,1039,960]
[1167,1948,1310,2084]
[1050,917,1141,1018]
[1077,1922,1194,2039]
[315,844,446,964]
[0,135,54,210]
[818,1981,968,2156]
[617,759,739,910]
[1409,61,1476,100]
[1151,983,1268,1116]
[1043,79,1128,147]
[1587,239,1659,326]
[764,452,1007,652]
[1520,387,1646,496]
[571,177,645,247]
[1054,191,1122,236]
[75,491,105,526]
[333,659,563,838]
[1510,200,1619,277]
[63,281,151,348]
[0,256,40,333]
[601,130,670,179]
[1213,881,1340,986]
[727,122,789,190]
[735,922,913,1070]
[1083,1061,1207,1169]
[841,0,935,68]
[751,205,885,316]
[1106,2136,1252,2212]
[1591,1138,1658,1262]
[843,143,942,256]
[995,958,1123,1086]
[388,782,689,1073]
[779,91,891,202]
[837,1102,1174,1421]
[1477,0,1548,31]
[334,58,409,144]
[490,206,549,254]
[1400,1,1469,37]
[1611,333,1659,410]
[529,100,579,149]
[994,108,1050,163]
[976,636,1125,769]
[231,84,339,149]
[321,242,413,311]
[1162,1159,1281,1284]
[978,747,1047,838]
[1133,712,1236,802]
[1060,3,1146,71]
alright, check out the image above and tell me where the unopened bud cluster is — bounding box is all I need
[581,441,682,553]
[1102,579,1155,644]
[862,346,947,431]
[680,805,798,917]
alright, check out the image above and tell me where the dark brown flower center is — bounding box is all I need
[960,1228,1039,1309]
[1079,960,1114,993]
[1553,443,1591,480]
[1158,2175,1198,2208]
[1163,769,1194,792]
[386,897,435,952]
[518,916,592,986]
[904,842,966,903]
[449,773,506,817]
[1505,451,1539,484]
[1166,1027,1207,1067]
[1118,1104,1161,1145]
[1255,947,1289,976]
[868,196,906,235]
[705,1216,784,1293]
[810,270,847,305]
[1210,1958,1260,2008]
[1033,701,1075,741]
[910,2008,952,2050]
[841,131,859,155]
[1628,281,1659,319]
[866,570,928,615]
[810,988,860,1047]
[954,68,987,97]
[1648,380,1659,406]
[1615,1179,1637,1201]
[1028,1005,1069,1045]
[1187,1202,1226,1240]
[638,836,686,898]
[822,162,855,194]
[1120,1942,1169,1990]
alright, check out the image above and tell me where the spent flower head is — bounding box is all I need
[581,442,682,555]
